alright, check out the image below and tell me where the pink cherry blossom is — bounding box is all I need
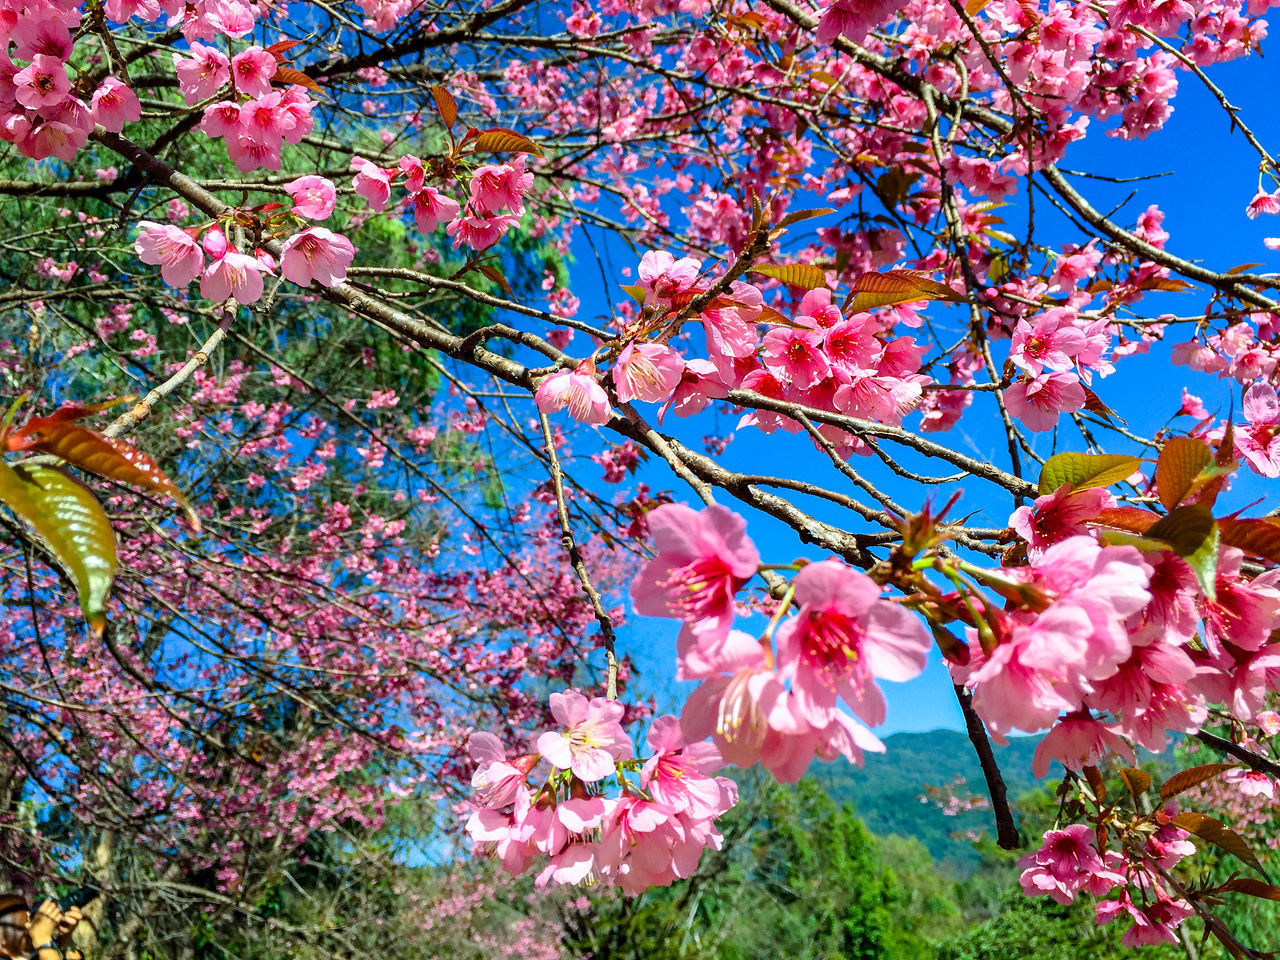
[611,341,684,404]
[411,187,461,233]
[284,175,337,220]
[90,78,140,132]
[351,155,395,211]
[199,227,272,304]
[637,250,701,305]
[535,365,612,425]
[535,690,632,782]
[172,43,230,103]
[279,227,356,288]
[135,221,204,287]
[469,156,534,216]
[775,559,930,727]
[630,503,759,651]
[230,46,276,98]
[14,54,70,109]
[1004,371,1087,431]
[444,212,521,250]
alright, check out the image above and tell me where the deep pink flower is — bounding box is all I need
[445,212,520,250]
[535,690,633,782]
[411,187,461,233]
[230,46,276,98]
[284,175,336,220]
[135,221,203,287]
[469,155,534,216]
[279,227,355,288]
[761,326,831,390]
[1246,189,1280,219]
[1019,824,1121,905]
[612,341,684,404]
[14,54,70,109]
[351,155,395,211]
[535,365,612,425]
[90,78,140,132]
[200,101,242,139]
[1009,484,1112,560]
[172,43,230,103]
[1009,310,1087,375]
[775,560,930,727]
[1004,371,1087,431]
[631,503,759,651]
[657,359,729,423]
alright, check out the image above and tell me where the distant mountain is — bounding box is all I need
[808,729,1049,876]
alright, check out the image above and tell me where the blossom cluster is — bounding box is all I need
[464,694,737,893]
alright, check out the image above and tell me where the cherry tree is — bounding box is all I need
[0,0,1277,951]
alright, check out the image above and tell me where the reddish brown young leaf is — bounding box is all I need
[1088,507,1160,534]
[1154,435,1213,510]
[1159,763,1238,801]
[1218,517,1280,564]
[1218,877,1280,901]
[1118,767,1151,799]
[1172,811,1268,878]
[471,128,543,156]
[11,419,200,531]
[273,66,323,93]
[266,39,300,57]
[431,84,458,130]
[846,269,966,312]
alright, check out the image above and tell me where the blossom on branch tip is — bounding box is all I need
[535,690,632,782]
[535,365,612,425]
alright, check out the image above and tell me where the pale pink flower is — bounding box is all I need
[1246,189,1280,219]
[640,715,735,819]
[468,731,533,809]
[14,54,70,109]
[536,690,633,782]
[350,155,395,211]
[631,503,759,654]
[284,175,336,220]
[1004,371,1087,431]
[90,78,140,132]
[279,227,355,288]
[535,365,612,425]
[469,155,534,216]
[1236,381,1280,477]
[199,227,271,304]
[775,560,930,727]
[230,46,276,98]
[1224,768,1276,800]
[135,221,203,287]
[657,359,729,422]
[1031,715,1135,778]
[612,341,684,404]
[411,187,461,233]
[172,43,230,103]
[637,250,701,305]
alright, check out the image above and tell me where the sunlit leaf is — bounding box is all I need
[0,461,117,634]
[471,128,543,156]
[1218,517,1280,565]
[751,263,828,290]
[10,418,200,531]
[1088,507,1159,534]
[431,85,458,130]
[846,269,965,312]
[1037,452,1141,496]
[619,283,646,304]
[1118,767,1151,799]
[775,207,836,229]
[1155,436,1213,510]
[1159,763,1237,802]
[1147,504,1219,601]
[273,66,322,93]
[477,264,514,298]
[1172,812,1269,879]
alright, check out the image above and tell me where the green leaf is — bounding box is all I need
[751,263,829,290]
[1172,812,1269,880]
[0,461,117,634]
[1036,452,1142,496]
[1155,436,1213,510]
[1147,504,1219,602]
[1159,763,1238,802]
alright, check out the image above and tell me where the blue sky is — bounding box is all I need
[549,49,1280,735]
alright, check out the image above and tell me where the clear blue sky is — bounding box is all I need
[558,51,1280,735]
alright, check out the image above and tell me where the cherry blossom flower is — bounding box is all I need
[411,187,461,233]
[199,227,272,304]
[631,503,759,653]
[611,341,684,404]
[469,156,534,215]
[90,78,140,132]
[1004,371,1087,431]
[351,155,395,211]
[172,43,230,103]
[535,690,633,782]
[279,227,356,288]
[230,46,276,98]
[135,221,203,287]
[1019,824,1122,904]
[774,560,930,727]
[283,175,337,220]
[14,54,70,109]
[535,365,611,425]
[444,212,520,250]
[637,250,701,305]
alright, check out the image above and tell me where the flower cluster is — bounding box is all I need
[464,693,737,893]
[632,503,931,780]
